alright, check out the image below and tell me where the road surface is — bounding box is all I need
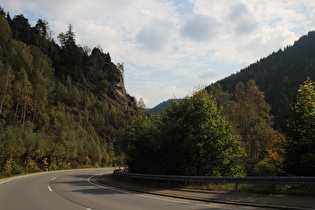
[0,168,268,209]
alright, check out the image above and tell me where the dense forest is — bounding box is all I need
[1,7,314,177]
[127,78,315,177]
[0,8,137,176]
[126,32,315,176]
[213,31,315,129]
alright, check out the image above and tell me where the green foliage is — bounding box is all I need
[165,90,245,176]
[0,10,136,176]
[34,19,49,39]
[57,24,84,81]
[9,14,35,45]
[124,111,160,173]
[207,81,282,176]
[3,8,313,179]
[127,83,287,177]
[231,80,277,175]
[254,133,285,176]
[125,90,245,176]
[285,77,315,175]
[216,31,315,129]
[206,83,235,117]
[0,11,12,45]
[0,62,14,118]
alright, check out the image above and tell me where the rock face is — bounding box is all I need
[85,48,136,110]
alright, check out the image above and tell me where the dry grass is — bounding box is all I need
[183,182,315,196]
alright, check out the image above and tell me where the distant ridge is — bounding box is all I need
[146,99,182,114]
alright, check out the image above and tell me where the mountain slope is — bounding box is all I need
[146,99,182,114]
[209,31,315,128]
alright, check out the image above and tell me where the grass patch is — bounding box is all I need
[182,182,315,196]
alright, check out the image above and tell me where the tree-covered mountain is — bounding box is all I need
[0,8,136,175]
[209,31,315,129]
[149,32,315,123]
[126,30,315,177]
[146,99,182,115]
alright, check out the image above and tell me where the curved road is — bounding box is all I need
[0,168,266,210]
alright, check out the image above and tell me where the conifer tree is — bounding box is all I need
[57,24,83,80]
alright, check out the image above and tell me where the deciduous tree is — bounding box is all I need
[285,77,315,175]
[232,80,276,175]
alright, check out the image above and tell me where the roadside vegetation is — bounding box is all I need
[125,79,315,177]
[184,183,315,196]
[1,7,314,186]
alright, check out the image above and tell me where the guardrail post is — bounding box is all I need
[235,183,238,192]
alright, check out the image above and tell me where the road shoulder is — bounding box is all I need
[97,173,315,210]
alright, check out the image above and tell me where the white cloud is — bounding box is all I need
[136,19,175,52]
[213,25,298,65]
[179,14,219,42]
[195,68,221,87]
[308,7,315,29]
[228,3,259,35]
[126,79,190,108]
[187,0,307,65]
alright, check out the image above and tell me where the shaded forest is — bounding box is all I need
[0,8,136,176]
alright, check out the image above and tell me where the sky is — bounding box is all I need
[2,0,315,108]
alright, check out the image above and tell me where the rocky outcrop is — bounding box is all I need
[84,48,136,110]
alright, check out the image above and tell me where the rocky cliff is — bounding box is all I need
[84,48,136,111]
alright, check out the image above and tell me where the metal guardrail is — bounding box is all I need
[113,169,315,186]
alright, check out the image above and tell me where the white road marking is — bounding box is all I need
[86,175,241,210]
[0,179,12,185]
[48,185,53,192]
[51,177,57,181]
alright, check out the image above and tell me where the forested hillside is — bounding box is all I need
[125,31,315,177]
[212,31,315,128]
[0,8,136,176]
[1,7,314,178]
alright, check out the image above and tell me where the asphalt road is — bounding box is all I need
[0,168,268,210]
